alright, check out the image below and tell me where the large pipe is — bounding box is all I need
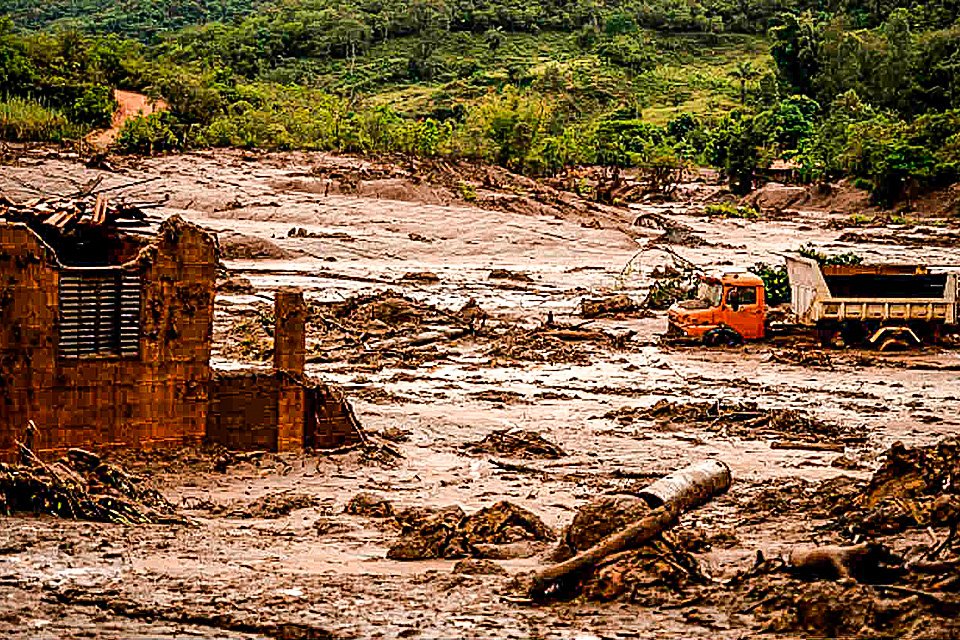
[637,459,732,511]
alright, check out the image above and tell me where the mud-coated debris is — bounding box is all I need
[839,438,960,536]
[0,445,179,525]
[488,269,533,282]
[465,429,566,459]
[459,501,555,547]
[453,558,509,576]
[580,294,639,319]
[467,390,529,405]
[557,497,652,559]
[388,505,467,560]
[217,275,255,295]
[485,327,594,366]
[224,491,320,519]
[387,501,553,561]
[219,231,292,259]
[601,399,862,443]
[579,542,703,604]
[542,495,705,603]
[345,493,395,518]
[787,543,903,582]
[401,271,441,283]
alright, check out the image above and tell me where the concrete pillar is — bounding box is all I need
[274,288,306,375]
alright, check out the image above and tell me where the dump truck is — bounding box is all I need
[666,255,960,350]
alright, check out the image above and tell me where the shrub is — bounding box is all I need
[0,97,79,141]
[114,111,183,154]
[704,202,760,218]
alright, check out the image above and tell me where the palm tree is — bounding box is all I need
[731,61,761,105]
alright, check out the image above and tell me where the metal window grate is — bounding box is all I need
[59,269,141,358]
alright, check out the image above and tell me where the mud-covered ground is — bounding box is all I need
[2,149,960,639]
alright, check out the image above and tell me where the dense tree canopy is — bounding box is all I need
[1,0,960,206]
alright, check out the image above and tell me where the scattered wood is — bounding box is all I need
[770,440,846,453]
[0,190,149,231]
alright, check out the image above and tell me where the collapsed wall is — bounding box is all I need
[0,216,361,462]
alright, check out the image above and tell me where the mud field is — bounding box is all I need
[2,149,960,639]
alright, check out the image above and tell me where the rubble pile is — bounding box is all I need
[580,294,640,319]
[0,446,179,525]
[343,494,555,561]
[464,429,566,459]
[219,491,321,519]
[307,290,484,369]
[484,325,597,366]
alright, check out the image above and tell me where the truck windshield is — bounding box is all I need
[698,282,723,307]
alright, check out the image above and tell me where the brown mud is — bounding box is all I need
[1,148,960,639]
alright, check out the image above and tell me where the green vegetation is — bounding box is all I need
[0,97,81,141]
[705,202,761,218]
[1,0,960,207]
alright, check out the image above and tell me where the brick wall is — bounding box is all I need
[207,372,281,450]
[207,371,362,452]
[0,216,216,461]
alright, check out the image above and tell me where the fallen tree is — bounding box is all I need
[527,460,732,599]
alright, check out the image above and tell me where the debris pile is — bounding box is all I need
[465,429,566,459]
[0,446,179,525]
[307,290,483,369]
[218,491,320,519]
[633,212,705,247]
[0,191,148,230]
[484,325,600,366]
[580,294,640,319]
[838,438,960,536]
[388,500,554,560]
[602,399,862,444]
[343,494,555,561]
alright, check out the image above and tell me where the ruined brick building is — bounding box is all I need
[0,214,360,462]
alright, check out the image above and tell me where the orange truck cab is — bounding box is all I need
[667,270,766,344]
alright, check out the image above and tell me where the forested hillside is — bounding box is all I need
[2,0,960,205]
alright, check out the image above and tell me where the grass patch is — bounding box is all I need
[0,97,83,142]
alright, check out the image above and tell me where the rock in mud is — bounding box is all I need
[550,496,652,562]
[225,492,320,519]
[219,232,292,260]
[488,269,533,282]
[217,275,255,294]
[344,493,395,518]
[452,558,509,576]
[401,271,441,283]
[459,501,555,547]
[465,429,566,459]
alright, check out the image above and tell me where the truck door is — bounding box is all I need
[723,285,765,339]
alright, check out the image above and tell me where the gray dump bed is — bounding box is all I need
[785,256,959,326]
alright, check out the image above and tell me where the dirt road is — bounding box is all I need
[1,150,959,639]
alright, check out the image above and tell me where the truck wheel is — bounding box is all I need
[703,327,744,347]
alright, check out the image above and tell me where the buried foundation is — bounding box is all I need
[0,213,359,461]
